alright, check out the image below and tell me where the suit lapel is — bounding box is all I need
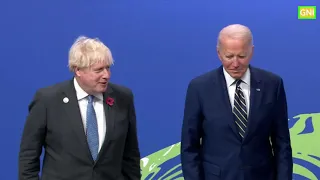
[61,80,93,162]
[95,85,116,162]
[243,67,263,142]
[217,67,242,141]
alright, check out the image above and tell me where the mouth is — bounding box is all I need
[99,82,108,85]
[231,69,243,72]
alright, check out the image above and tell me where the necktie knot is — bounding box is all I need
[88,95,94,104]
[235,79,242,88]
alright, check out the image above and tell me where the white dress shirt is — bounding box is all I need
[74,78,106,152]
[223,68,251,114]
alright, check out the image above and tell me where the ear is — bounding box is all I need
[74,67,82,77]
[249,45,254,59]
[217,46,223,62]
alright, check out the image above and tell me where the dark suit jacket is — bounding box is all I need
[19,79,141,180]
[181,65,293,180]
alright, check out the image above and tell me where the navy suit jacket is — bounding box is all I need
[181,65,293,180]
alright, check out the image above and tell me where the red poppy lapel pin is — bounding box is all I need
[106,97,114,106]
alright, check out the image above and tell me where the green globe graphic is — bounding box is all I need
[140,113,320,180]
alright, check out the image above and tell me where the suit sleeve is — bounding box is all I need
[121,91,141,180]
[180,80,203,180]
[19,90,47,180]
[271,78,293,180]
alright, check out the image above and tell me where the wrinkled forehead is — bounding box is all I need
[219,38,252,54]
[221,36,251,47]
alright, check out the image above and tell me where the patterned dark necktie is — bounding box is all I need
[233,80,248,139]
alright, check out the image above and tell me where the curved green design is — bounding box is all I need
[140,142,181,179]
[290,113,320,179]
[140,113,320,179]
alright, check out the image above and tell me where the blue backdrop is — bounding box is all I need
[1,0,319,179]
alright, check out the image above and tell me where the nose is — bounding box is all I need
[232,59,240,67]
[102,68,111,79]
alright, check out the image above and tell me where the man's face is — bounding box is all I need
[217,37,253,79]
[75,61,111,94]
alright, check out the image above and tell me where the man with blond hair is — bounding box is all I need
[181,24,293,180]
[19,36,141,180]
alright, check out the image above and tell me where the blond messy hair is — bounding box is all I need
[68,36,114,72]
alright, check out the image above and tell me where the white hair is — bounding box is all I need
[68,35,114,72]
[217,24,254,48]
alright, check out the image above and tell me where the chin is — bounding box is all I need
[230,73,244,79]
[99,87,107,93]
[95,86,107,93]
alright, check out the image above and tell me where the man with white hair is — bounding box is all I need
[18,36,141,180]
[181,24,293,180]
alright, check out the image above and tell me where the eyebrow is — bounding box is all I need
[225,53,247,56]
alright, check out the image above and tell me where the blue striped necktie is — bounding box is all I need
[232,80,248,139]
[86,95,99,161]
